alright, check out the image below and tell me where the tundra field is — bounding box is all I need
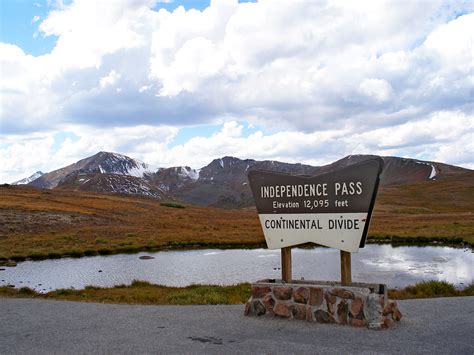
[0,170,473,262]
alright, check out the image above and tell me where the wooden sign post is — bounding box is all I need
[340,250,352,285]
[281,247,292,282]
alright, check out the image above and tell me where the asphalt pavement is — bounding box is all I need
[1,296,473,354]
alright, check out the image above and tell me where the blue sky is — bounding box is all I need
[0,0,472,182]
[0,0,57,56]
[0,0,254,56]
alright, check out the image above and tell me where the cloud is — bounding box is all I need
[4,111,471,183]
[359,79,393,103]
[99,70,121,89]
[0,0,473,181]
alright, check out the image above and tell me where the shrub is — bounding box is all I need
[47,252,62,259]
[10,255,26,262]
[19,287,37,296]
[68,249,84,258]
[30,253,47,260]
[160,202,185,209]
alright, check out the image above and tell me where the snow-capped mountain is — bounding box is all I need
[29,151,152,189]
[12,171,44,185]
[23,151,471,207]
[149,166,200,193]
[56,172,166,199]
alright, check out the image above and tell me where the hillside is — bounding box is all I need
[1,171,473,260]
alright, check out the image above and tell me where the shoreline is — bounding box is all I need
[1,237,472,267]
[0,280,473,305]
[0,242,266,266]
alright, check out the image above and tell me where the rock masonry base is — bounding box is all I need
[245,280,402,329]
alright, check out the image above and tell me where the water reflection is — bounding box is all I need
[0,245,472,292]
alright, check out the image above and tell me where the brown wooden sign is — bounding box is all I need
[248,158,383,253]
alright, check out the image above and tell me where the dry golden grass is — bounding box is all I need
[370,172,474,244]
[0,171,472,260]
[0,186,263,260]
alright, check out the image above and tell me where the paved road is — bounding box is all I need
[1,297,473,354]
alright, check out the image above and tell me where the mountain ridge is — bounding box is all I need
[17,151,471,207]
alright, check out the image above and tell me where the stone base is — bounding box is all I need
[245,279,402,329]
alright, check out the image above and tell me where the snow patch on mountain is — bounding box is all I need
[97,152,151,177]
[416,161,437,179]
[12,171,44,185]
[178,167,200,181]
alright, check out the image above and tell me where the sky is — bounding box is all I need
[0,0,473,183]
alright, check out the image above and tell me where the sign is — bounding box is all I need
[248,158,383,253]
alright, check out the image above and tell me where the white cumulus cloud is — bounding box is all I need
[0,0,472,182]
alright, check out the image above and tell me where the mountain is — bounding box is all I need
[167,155,469,208]
[26,151,471,208]
[12,171,44,185]
[170,156,320,207]
[316,155,465,185]
[29,152,152,189]
[55,172,166,199]
[149,166,200,194]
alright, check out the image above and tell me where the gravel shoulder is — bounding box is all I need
[1,296,473,354]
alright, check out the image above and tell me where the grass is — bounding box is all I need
[0,171,473,262]
[0,281,251,305]
[388,280,474,299]
[0,280,471,305]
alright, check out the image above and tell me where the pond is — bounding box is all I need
[0,245,472,292]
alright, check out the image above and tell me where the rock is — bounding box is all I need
[325,291,336,304]
[315,310,335,323]
[383,317,393,329]
[293,287,309,304]
[0,268,5,271]
[337,300,348,325]
[349,318,368,327]
[139,255,154,260]
[383,300,402,321]
[391,301,402,321]
[368,322,384,330]
[325,292,336,315]
[350,297,364,317]
[292,304,307,320]
[306,307,314,322]
[366,293,384,328]
[309,287,324,306]
[262,294,275,313]
[244,301,251,316]
[383,300,394,315]
[251,300,266,316]
[329,288,355,299]
[251,286,271,299]
[393,308,402,321]
[274,303,292,318]
[273,286,293,301]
